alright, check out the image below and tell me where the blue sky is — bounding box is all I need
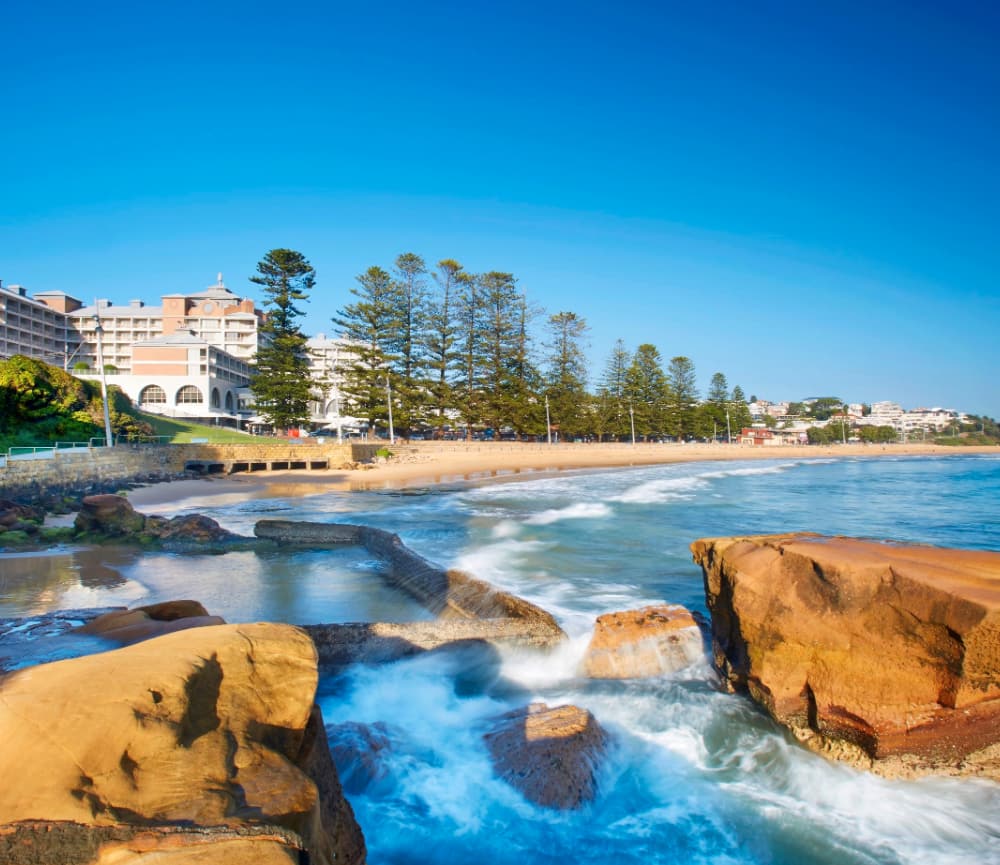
[3,1,998,416]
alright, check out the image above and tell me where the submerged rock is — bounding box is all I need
[582,604,704,678]
[0,622,365,865]
[483,702,608,809]
[75,599,225,645]
[328,721,394,794]
[691,533,1000,780]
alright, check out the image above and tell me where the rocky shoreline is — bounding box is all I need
[2,493,999,862]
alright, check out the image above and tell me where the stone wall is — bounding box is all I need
[0,442,382,503]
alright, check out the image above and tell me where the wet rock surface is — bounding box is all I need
[483,702,608,809]
[75,599,226,645]
[328,722,394,794]
[692,533,1000,780]
[582,604,704,679]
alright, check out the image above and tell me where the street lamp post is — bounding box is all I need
[384,375,395,445]
[725,407,732,445]
[545,394,552,445]
[92,315,114,447]
[629,402,636,445]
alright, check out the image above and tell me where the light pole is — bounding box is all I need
[384,375,395,444]
[629,402,636,445]
[545,394,552,445]
[725,406,732,445]
[92,315,114,447]
[842,404,848,445]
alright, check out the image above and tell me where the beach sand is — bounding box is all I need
[124,441,998,509]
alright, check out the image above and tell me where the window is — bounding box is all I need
[211,387,221,408]
[224,391,234,411]
[139,385,167,405]
[176,385,204,404]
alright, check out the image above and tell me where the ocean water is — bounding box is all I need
[2,454,999,864]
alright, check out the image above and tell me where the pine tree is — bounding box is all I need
[595,339,632,440]
[665,355,699,439]
[730,384,752,433]
[427,259,462,427]
[544,312,589,439]
[625,344,669,439]
[452,271,482,437]
[703,371,730,440]
[507,294,543,435]
[332,266,397,433]
[475,272,525,433]
[249,249,315,431]
[387,252,430,434]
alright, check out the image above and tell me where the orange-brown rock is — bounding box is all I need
[483,702,607,809]
[74,494,146,535]
[691,533,1000,780]
[582,604,704,678]
[76,599,225,645]
[0,623,365,865]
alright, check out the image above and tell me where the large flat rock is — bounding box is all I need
[0,622,365,865]
[691,533,1000,779]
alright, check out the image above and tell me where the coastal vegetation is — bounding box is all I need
[0,355,151,450]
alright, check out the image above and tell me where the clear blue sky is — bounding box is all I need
[3,1,998,416]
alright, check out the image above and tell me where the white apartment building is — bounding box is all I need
[0,282,71,365]
[305,333,358,430]
[900,407,962,433]
[78,331,254,424]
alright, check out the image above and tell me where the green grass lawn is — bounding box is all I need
[137,413,262,444]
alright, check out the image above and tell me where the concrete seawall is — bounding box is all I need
[0,442,382,502]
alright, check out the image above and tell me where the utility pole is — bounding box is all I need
[545,394,552,445]
[385,375,395,444]
[92,313,114,447]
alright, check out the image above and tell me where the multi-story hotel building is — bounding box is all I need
[1,275,354,429]
[0,282,71,366]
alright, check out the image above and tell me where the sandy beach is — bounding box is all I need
[124,441,998,509]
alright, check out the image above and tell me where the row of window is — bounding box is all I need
[139,385,237,411]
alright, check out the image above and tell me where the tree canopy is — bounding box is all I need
[248,249,316,430]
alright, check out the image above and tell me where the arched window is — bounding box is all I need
[211,387,221,408]
[139,385,167,405]
[326,398,340,416]
[224,391,234,411]
[176,385,204,404]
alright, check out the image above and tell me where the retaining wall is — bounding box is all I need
[0,442,382,500]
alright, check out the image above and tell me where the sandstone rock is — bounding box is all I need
[150,513,237,544]
[0,622,364,865]
[582,604,704,678]
[328,721,393,793]
[296,706,367,865]
[76,599,225,645]
[74,494,146,535]
[0,821,308,864]
[691,533,1000,780]
[483,702,608,809]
